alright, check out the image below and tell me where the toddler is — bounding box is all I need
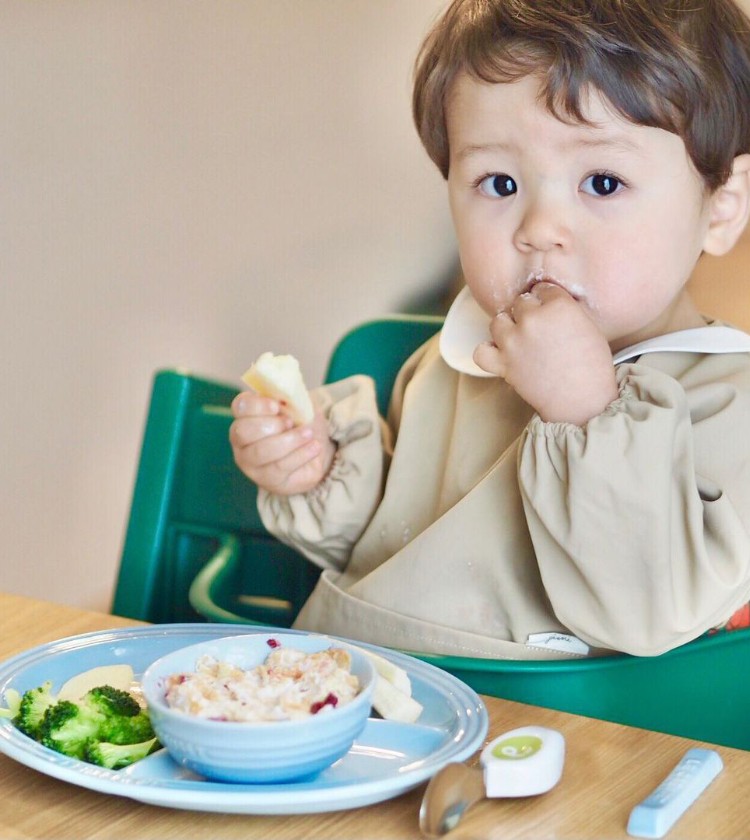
[230,0,750,659]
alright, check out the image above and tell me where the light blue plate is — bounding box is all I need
[0,624,488,814]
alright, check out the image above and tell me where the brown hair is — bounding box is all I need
[413,0,750,190]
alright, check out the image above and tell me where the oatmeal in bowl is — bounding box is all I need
[163,645,362,722]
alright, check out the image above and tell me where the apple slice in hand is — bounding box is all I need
[242,352,314,425]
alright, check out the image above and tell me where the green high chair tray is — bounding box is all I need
[113,314,750,751]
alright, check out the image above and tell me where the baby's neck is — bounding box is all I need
[610,292,706,353]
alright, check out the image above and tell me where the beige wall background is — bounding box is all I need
[0,1,454,611]
[2,1,749,614]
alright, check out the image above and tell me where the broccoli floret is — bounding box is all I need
[13,681,157,769]
[39,699,101,759]
[104,708,155,745]
[84,737,159,769]
[14,681,58,740]
[85,685,141,718]
[79,685,154,744]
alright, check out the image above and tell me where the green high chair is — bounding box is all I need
[112,314,750,751]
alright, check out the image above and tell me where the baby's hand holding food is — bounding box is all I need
[230,352,336,495]
[475,282,618,425]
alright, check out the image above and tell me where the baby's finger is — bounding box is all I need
[473,340,506,377]
[488,309,515,341]
[241,424,316,469]
[231,391,282,419]
[253,436,323,489]
[229,413,294,449]
[531,281,571,303]
[508,291,539,321]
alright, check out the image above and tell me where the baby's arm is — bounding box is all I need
[519,360,750,655]
[237,372,390,571]
[474,282,619,425]
[231,343,424,572]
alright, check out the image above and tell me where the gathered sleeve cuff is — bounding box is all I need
[257,374,387,572]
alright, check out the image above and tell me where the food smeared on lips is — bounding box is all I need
[162,646,360,722]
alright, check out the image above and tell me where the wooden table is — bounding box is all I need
[0,591,747,839]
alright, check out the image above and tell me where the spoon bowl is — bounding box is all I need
[419,762,486,837]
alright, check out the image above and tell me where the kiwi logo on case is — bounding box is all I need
[491,734,542,760]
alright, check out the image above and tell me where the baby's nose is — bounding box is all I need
[513,195,570,253]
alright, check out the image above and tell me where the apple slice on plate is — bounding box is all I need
[58,664,135,701]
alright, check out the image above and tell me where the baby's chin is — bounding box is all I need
[471,288,513,316]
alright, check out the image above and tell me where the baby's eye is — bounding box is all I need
[477,173,518,198]
[581,172,624,197]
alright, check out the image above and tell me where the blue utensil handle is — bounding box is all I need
[627,748,723,838]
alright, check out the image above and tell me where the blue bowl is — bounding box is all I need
[142,632,376,783]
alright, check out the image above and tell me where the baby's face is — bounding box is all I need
[446,72,714,351]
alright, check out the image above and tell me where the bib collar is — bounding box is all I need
[439,286,750,377]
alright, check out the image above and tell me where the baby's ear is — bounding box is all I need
[703,154,750,256]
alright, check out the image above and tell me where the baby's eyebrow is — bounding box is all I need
[453,141,513,162]
[573,132,643,154]
[454,132,644,162]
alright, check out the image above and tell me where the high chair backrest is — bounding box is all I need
[112,311,750,752]
[111,314,444,626]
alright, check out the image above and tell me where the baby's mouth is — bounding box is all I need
[522,269,552,293]
[522,270,583,301]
